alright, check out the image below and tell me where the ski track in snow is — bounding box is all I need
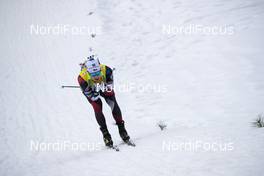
[1,0,264,175]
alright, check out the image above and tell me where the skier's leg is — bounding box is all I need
[88,98,113,146]
[88,98,107,128]
[103,93,124,124]
[103,92,130,142]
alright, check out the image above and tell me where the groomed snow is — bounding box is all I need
[0,0,264,175]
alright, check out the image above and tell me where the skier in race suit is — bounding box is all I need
[78,55,130,146]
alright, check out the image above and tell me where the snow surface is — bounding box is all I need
[1,0,264,175]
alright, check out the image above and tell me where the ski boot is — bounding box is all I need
[117,122,130,142]
[100,127,113,147]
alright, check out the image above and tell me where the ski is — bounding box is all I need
[107,145,120,151]
[124,140,136,147]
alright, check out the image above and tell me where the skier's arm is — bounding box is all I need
[78,75,99,101]
[105,66,114,85]
[103,66,114,96]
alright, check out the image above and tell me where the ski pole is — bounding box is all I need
[61,85,80,89]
